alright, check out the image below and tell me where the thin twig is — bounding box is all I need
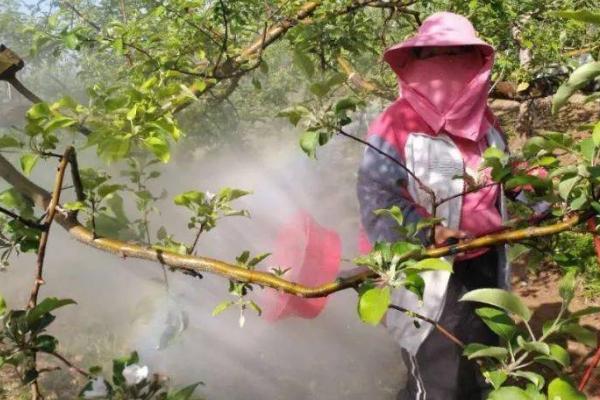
[435,183,500,208]
[68,150,86,202]
[336,128,436,201]
[388,304,464,348]
[213,0,229,76]
[60,0,101,31]
[26,147,72,400]
[0,206,46,230]
[45,351,92,379]
[188,223,205,255]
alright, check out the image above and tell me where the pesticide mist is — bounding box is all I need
[0,124,407,399]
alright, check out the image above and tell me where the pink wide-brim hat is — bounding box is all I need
[260,210,341,322]
[383,12,494,72]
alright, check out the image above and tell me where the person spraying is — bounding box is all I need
[357,12,509,399]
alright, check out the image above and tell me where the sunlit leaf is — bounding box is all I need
[358,286,390,326]
[463,343,509,361]
[475,307,518,340]
[20,154,39,176]
[547,377,585,400]
[460,289,532,321]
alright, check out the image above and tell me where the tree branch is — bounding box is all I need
[388,304,464,348]
[28,146,72,308]
[26,147,71,400]
[0,149,590,298]
[0,206,45,230]
[44,351,91,379]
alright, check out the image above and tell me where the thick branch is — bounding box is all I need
[0,150,589,298]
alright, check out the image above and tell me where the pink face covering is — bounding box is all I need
[402,52,483,115]
[398,49,491,142]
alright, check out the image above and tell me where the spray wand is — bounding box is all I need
[0,44,42,103]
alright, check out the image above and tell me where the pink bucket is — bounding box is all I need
[260,210,341,322]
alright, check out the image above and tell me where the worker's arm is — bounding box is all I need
[356,135,431,245]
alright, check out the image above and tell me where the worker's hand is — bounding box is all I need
[434,225,472,247]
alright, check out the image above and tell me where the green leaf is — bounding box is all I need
[299,131,319,158]
[97,184,124,199]
[402,272,425,300]
[547,377,585,400]
[535,344,571,368]
[558,176,581,201]
[560,323,597,347]
[212,300,234,317]
[487,386,535,400]
[26,103,51,120]
[483,146,507,161]
[27,297,76,324]
[517,336,550,355]
[559,269,577,303]
[218,188,250,202]
[0,294,6,316]
[293,49,314,78]
[483,370,508,390]
[334,97,363,115]
[167,382,203,400]
[97,135,131,162]
[579,137,596,163]
[34,334,58,353]
[62,31,79,49]
[555,10,600,25]
[408,258,452,272]
[0,136,21,149]
[463,343,509,361]
[126,104,138,121]
[248,253,270,267]
[513,371,545,391]
[277,106,310,126]
[358,286,390,325]
[549,165,577,179]
[460,288,532,321]
[553,62,600,113]
[143,136,170,163]
[374,206,404,226]
[475,307,518,340]
[592,121,600,146]
[174,190,204,206]
[63,201,87,211]
[104,95,130,111]
[20,154,39,176]
[42,116,76,132]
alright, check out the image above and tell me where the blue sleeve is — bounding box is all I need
[356,135,429,245]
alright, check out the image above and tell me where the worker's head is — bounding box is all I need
[381,12,495,141]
